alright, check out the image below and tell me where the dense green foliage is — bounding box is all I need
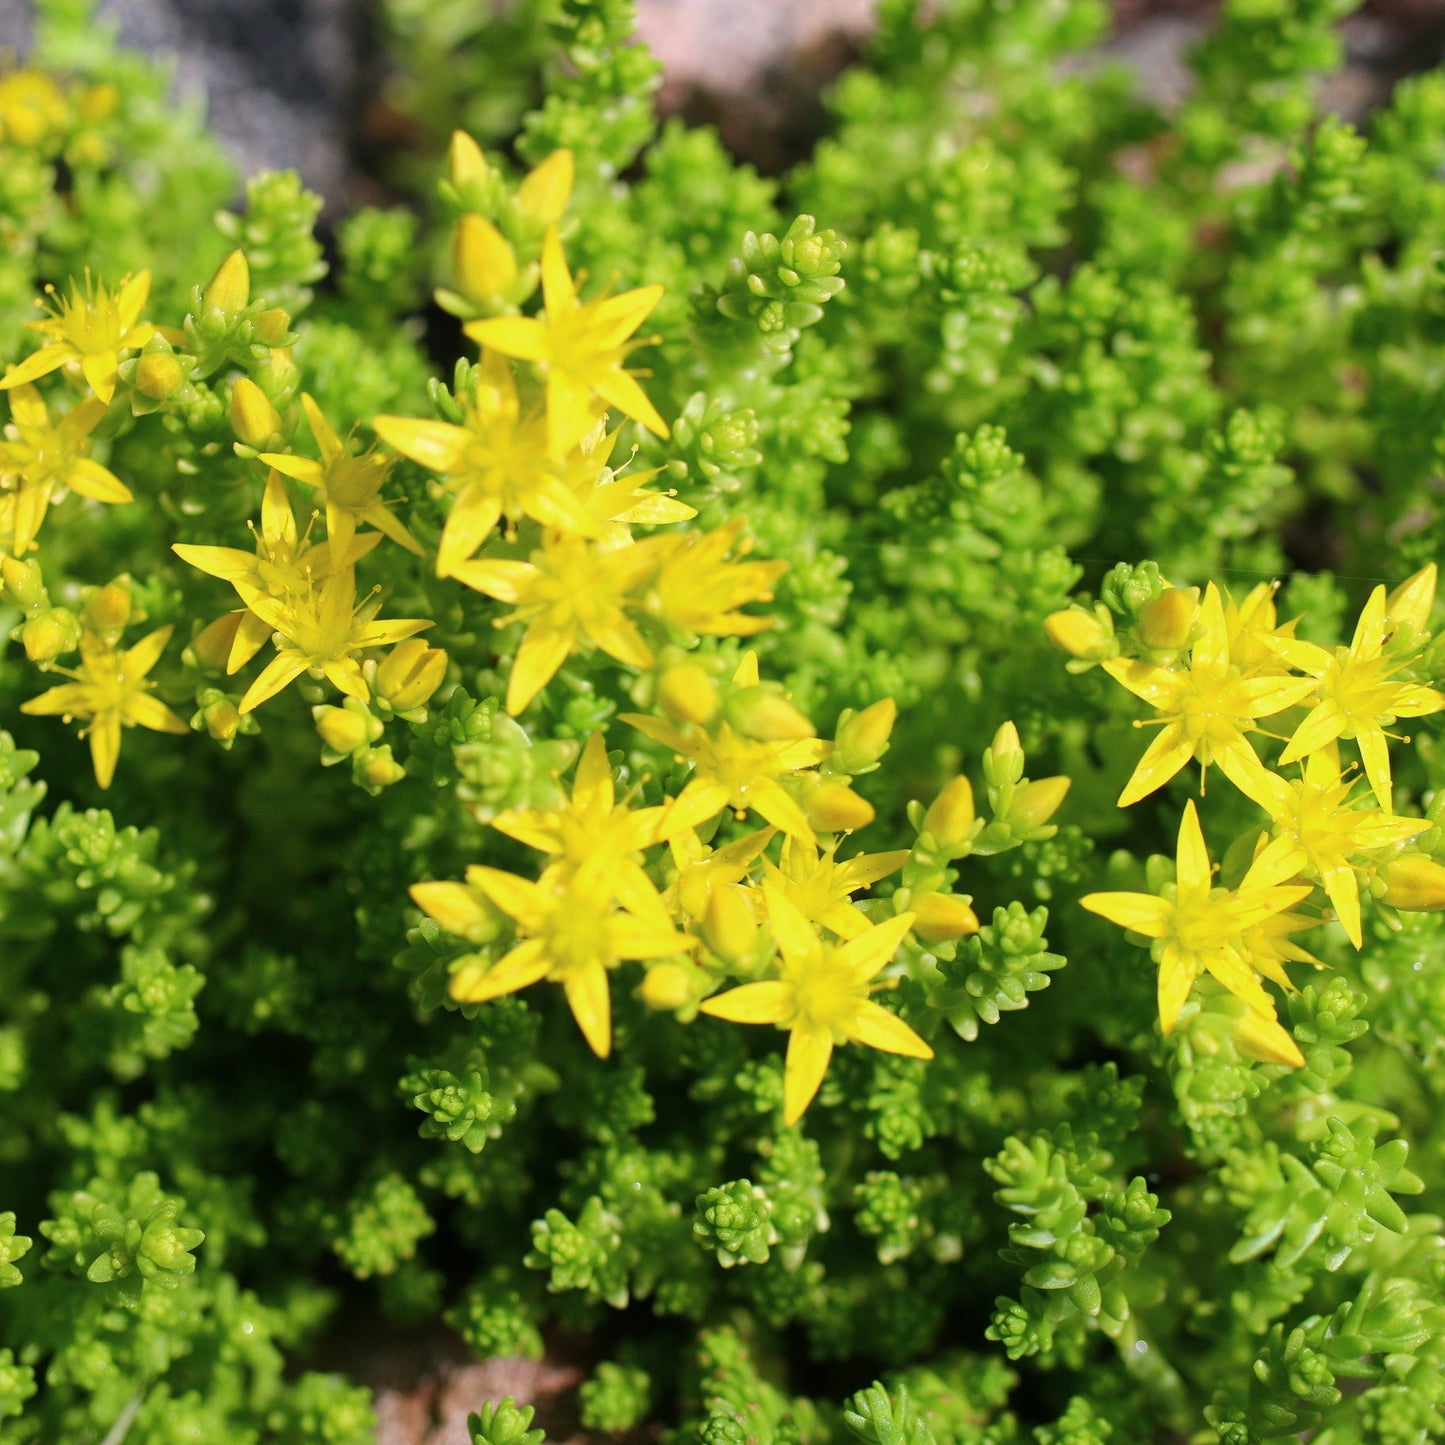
[5,0,1445,1441]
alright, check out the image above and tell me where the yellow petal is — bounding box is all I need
[117,270,151,330]
[372,415,471,472]
[1155,943,1197,1034]
[80,350,119,403]
[123,625,174,679]
[465,316,550,362]
[124,694,189,735]
[0,344,68,390]
[467,865,549,924]
[563,963,612,1058]
[452,939,550,1003]
[746,778,817,845]
[437,492,506,576]
[238,653,309,714]
[1318,859,1362,949]
[783,1026,834,1125]
[761,878,822,967]
[699,980,790,1025]
[834,910,916,982]
[592,366,670,440]
[1116,723,1193,808]
[1175,799,1212,893]
[848,999,933,1059]
[573,732,614,814]
[89,717,121,789]
[20,682,91,716]
[1355,724,1394,812]
[539,226,577,315]
[1080,891,1171,937]
[410,881,490,936]
[507,621,574,715]
[1101,658,1183,708]
[67,458,132,504]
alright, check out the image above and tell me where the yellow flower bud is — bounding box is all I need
[657,663,719,724]
[203,249,251,315]
[806,781,875,833]
[731,686,815,742]
[453,214,518,304]
[229,377,283,449]
[1230,1007,1305,1068]
[1011,775,1071,830]
[314,704,377,756]
[375,639,448,711]
[1379,854,1445,912]
[361,746,407,789]
[21,608,78,662]
[922,775,976,849]
[2,555,46,607]
[988,721,1025,785]
[252,308,292,346]
[1386,563,1437,636]
[516,148,574,228]
[909,891,980,943]
[201,697,241,743]
[133,350,186,401]
[447,130,491,192]
[1044,607,1114,659]
[83,581,132,637]
[701,884,758,963]
[191,613,242,671]
[640,960,697,1012]
[1137,587,1197,649]
[834,698,897,771]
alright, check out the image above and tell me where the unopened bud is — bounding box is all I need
[987,722,1025,787]
[252,307,292,346]
[360,745,406,789]
[203,249,250,316]
[83,581,132,636]
[447,131,491,192]
[731,686,815,742]
[21,608,78,662]
[516,148,574,228]
[657,663,719,724]
[910,891,980,943]
[191,613,242,671]
[701,884,758,963]
[833,698,897,772]
[410,879,494,940]
[1138,588,1197,650]
[315,704,378,756]
[1044,607,1115,660]
[133,349,186,401]
[922,775,976,849]
[453,214,518,304]
[1387,563,1437,638]
[201,696,241,743]
[806,781,875,833]
[640,960,697,1012]
[1230,1007,1304,1068]
[1380,854,1445,912]
[230,377,283,449]
[2,555,46,607]
[375,639,448,712]
[1011,775,1071,830]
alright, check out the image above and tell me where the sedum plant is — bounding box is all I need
[3,0,1445,1440]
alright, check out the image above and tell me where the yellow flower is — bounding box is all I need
[419,857,693,1057]
[756,834,910,940]
[0,271,155,404]
[1221,580,1298,675]
[466,227,668,455]
[1256,751,1428,947]
[261,394,423,557]
[665,825,777,924]
[1271,584,1445,812]
[21,625,187,788]
[1102,582,1316,809]
[1082,799,1313,1038]
[452,532,659,715]
[699,879,930,1124]
[0,384,131,554]
[373,352,596,576]
[558,421,695,542]
[0,69,70,150]
[639,519,786,641]
[237,568,432,714]
[623,655,832,845]
[172,470,379,673]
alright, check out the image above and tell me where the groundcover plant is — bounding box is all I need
[4,0,1445,1440]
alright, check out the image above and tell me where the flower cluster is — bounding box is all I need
[1050,571,1445,1063]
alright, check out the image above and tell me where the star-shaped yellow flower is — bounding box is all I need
[1081,799,1312,1048]
[416,857,693,1057]
[699,879,929,1124]
[1270,584,1445,812]
[21,624,187,787]
[261,393,423,557]
[0,270,155,404]
[1102,582,1317,808]
[756,833,910,941]
[466,227,668,455]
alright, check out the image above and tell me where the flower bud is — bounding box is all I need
[1386,563,1437,637]
[640,960,697,1012]
[1379,854,1445,912]
[702,884,758,963]
[133,349,186,401]
[21,607,79,662]
[806,781,875,833]
[375,639,448,712]
[314,704,378,756]
[230,377,283,450]
[200,696,241,743]
[83,581,132,637]
[453,214,518,304]
[986,721,1025,787]
[657,663,719,724]
[730,686,815,742]
[1137,587,1197,649]
[447,130,491,192]
[516,149,574,228]
[922,775,976,849]
[1,555,46,608]
[252,307,292,346]
[203,249,250,316]
[833,698,897,772]
[191,613,243,671]
[1230,1007,1304,1068]
[360,745,407,789]
[1010,775,1071,830]
[909,891,980,943]
[1044,606,1114,660]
